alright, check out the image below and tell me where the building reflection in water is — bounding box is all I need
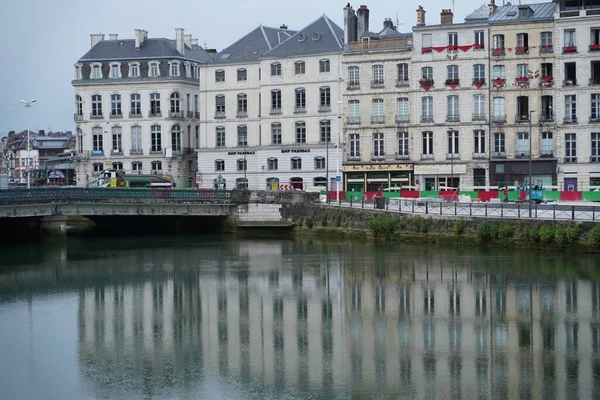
[77,241,600,398]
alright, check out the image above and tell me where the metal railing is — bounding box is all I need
[323,197,600,222]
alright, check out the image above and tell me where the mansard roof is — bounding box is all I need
[212,26,297,64]
[489,2,555,23]
[79,38,211,63]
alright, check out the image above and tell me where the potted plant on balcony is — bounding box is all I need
[590,43,600,51]
[540,44,553,52]
[473,78,486,89]
[473,43,484,50]
[492,77,505,88]
[419,78,434,91]
[563,45,577,53]
[515,76,529,87]
[540,75,553,87]
[445,78,459,89]
[492,47,505,56]
[515,46,528,54]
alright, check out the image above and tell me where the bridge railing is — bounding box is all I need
[0,187,235,203]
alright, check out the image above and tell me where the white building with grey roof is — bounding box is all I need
[72,29,209,187]
[197,16,344,191]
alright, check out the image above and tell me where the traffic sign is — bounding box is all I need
[335,175,341,182]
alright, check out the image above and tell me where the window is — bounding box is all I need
[422,33,432,51]
[448,130,459,155]
[111,126,122,153]
[170,92,180,114]
[348,100,360,124]
[171,125,181,152]
[565,94,577,122]
[186,93,191,113]
[215,95,225,116]
[492,64,505,79]
[150,93,161,116]
[320,120,331,142]
[91,94,102,117]
[151,161,162,174]
[237,125,247,147]
[564,62,577,84]
[396,98,409,122]
[397,63,409,85]
[128,62,139,78]
[516,63,528,78]
[474,30,485,48]
[372,64,384,85]
[216,126,225,147]
[271,123,281,144]
[448,32,458,47]
[319,59,330,73]
[473,95,485,119]
[397,132,409,157]
[314,156,326,169]
[592,133,600,161]
[349,134,360,158]
[516,33,529,51]
[319,86,331,109]
[474,130,486,154]
[194,95,199,113]
[474,64,485,81]
[295,122,306,143]
[215,69,225,82]
[237,68,247,81]
[131,126,142,154]
[130,93,141,116]
[91,64,102,79]
[592,94,600,120]
[422,132,433,155]
[170,62,179,76]
[75,95,83,116]
[541,132,553,155]
[295,61,305,75]
[110,64,120,78]
[237,93,247,115]
[150,125,162,152]
[564,29,576,47]
[92,127,103,153]
[541,31,553,50]
[348,66,360,87]
[132,161,142,173]
[237,159,247,172]
[493,97,505,121]
[565,133,577,162]
[494,133,506,155]
[447,95,459,121]
[291,157,302,170]
[421,66,433,79]
[517,132,530,156]
[149,62,159,77]
[295,88,306,111]
[372,99,384,123]
[75,65,82,80]
[267,158,278,170]
[493,34,505,49]
[447,65,459,79]
[421,96,433,122]
[271,62,281,76]
[271,90,282,112]
[93,163,103,174]
[541,63,553,79]
[373,133,384,158]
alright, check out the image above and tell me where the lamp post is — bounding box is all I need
[326,136,329,203]
[20,99,37,189]
[243,136,247,188]
[528,110,536,218]
[337,101,343,203]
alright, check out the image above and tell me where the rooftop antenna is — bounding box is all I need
[452,0,455,13]
[395,13,404,30]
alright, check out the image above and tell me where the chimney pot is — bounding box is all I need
[356,4,370,39]
[108,33,118,40]
[175,28,185,55]
[440,8,454,24]
[90,33,105,48]
[280,24,288,29]
[416,6,426,26]
[488,1,497,16]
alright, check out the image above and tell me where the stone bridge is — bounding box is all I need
[0,188,318,238]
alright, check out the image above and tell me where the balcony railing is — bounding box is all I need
[446,153,460,160]
[294,106,307,114]
[395,115,410,123]
[90,113,103,119]
[129,111,142,118]
[491,115,506,123]
[347,117,361,125]
[168,111,183,118]
[472,152,487,159]
[110,149,123,155]
[563,117,578,124]
[564,157,577,163]
[446,114,460,122]
[214,111,226,119]
[491,48,505,56]
[346,155,361,162]
[347,81,360,89]
[492,78,506,88]
[194,112,200,119]
[130,148,143,155]
[421,115,434,123]
[540,114,554,122]
[236,111,248,118]
[590,117,600,123]
[149,112,162,117]
[590,44,600,51]
[515,114,530,123]
[318,105,331,112]
[590,78,600,85]
[591,156,600,163]
[563,79,577,86]
[515,46,529,55]
[562,46,578,53]
[472,113,486,121]
[492,152,506,158]
[396,79,409,87]
[110,112,123,119]
[421,154,434,160]
[270,108,282,115]
[74,113,83,122]
[371,79,385,88]
[539,45,554,53]
[515,151,531,158]
[91,150,104,156]
[395,152,410,160]
[370,153,385,161]
[186,111,194,118]
[540,151,554,158]
[371,115,385,124]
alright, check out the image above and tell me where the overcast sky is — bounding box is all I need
[0,0,481,136]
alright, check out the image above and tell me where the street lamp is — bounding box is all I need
[337,100,343,203]
[528,109,536,218]
[20,99,37,189]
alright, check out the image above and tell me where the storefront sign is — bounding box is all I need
[414,164,467,175]
[227,151,255,155]
[343,164,412,172]
[281,149,311,153]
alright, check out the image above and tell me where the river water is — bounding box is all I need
[0,235,599,399]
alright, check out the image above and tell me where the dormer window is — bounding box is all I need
[215,69,225,83]
[518,6,530,18]
[169,61,179,76]
[149,62,160,77]
[193,64,199,79]
[295,61,305,75]
[184,62,191,78]
[129,62,140,78]
[110,63,121,78]
[74,64,82,80]
[90,63,102,79]
[298,34,308,42]
[312,33,323,41]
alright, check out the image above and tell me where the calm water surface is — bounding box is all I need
[0,236,599,399]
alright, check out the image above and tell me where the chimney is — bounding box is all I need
[134,29,143,49]
[440,9,454,24]
[357,5,370,40]
[488,0,497,16]
[191,38,199,46]
[108,33,118,40]
[206,49,217,55]
[280,24,288,29]
[90,33,105,48]
[416,5,426,26]
[175,28,185,55]
[184,34,192,47]
[383,18,394,30]
[343,3,358,44]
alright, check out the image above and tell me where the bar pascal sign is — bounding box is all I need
[281,148,311,153]
[343,163,412,172]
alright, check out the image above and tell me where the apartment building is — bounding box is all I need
[488,2,558,188]
[198,16,343,191]
[554,0,600,190]
[72,29,209,187]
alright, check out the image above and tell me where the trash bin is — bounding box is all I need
[375,196,386,209]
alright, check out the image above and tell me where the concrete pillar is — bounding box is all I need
[41,215,68,239]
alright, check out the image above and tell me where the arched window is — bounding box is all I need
[266,177,279,190]
[170,92,180,114]
[290,177,304,190]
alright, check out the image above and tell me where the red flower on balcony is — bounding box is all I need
[492,78,505,88]
[516,77,529,87]
[445,78,459,89]
[419,78,434,91]
[540,75,553,87]
[590,44,600,51]
[473,79,486,89]
[492,47,505,55]
[563,45,577,53]
[515,46,528,54]
[473,43,484,50]
[421,47,432,53]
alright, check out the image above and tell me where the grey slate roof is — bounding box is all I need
[79,39,211,63]
[489,2,555,23]
[465,4,490,21]
[264,15,343,57]
[212,26,297,64]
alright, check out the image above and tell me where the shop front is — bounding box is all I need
[489,159,557,189]
[414,164,467,191]
[342,163,413,192]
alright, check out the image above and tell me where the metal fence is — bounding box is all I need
[325,197,600,222]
